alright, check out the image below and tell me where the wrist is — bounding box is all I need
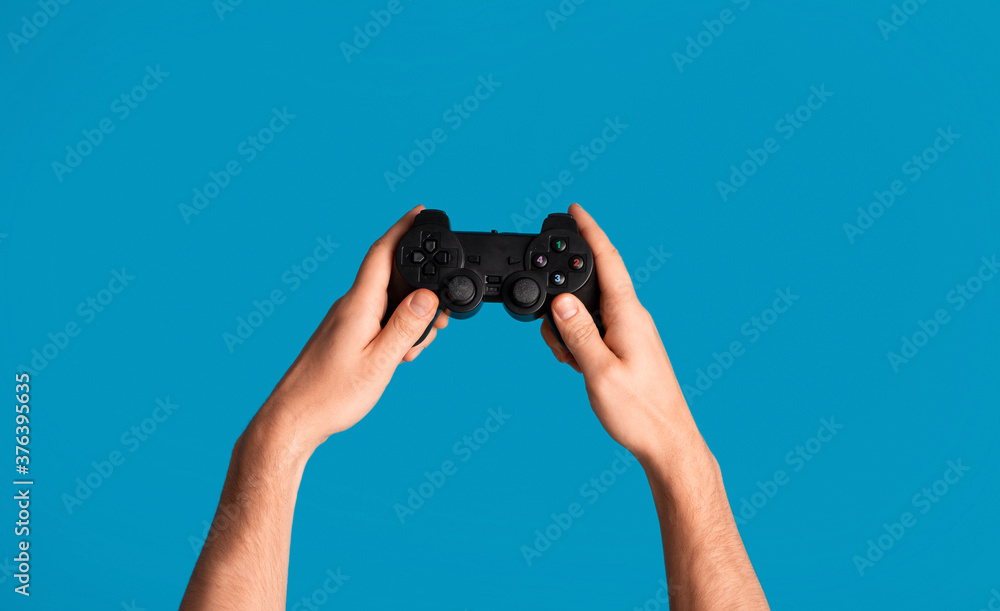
[243,402,318,475]
[635,421,721,492]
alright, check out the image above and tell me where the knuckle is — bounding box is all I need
[601,297,626,324]
[569,321,596,346]
[368,236,388,257]
[602,293,639,322]
[391,312,418,338]
[331,294,349,313]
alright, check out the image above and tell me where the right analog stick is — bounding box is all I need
[511,277,541,308]
[445,275,476,306]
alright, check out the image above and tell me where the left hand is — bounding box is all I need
[254,205,448,454]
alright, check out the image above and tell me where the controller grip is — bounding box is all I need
[383,263,438,347]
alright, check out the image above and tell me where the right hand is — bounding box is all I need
[540,204,707,464]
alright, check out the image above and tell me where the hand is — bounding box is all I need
[540,204,704,464]
[255,205,448,454]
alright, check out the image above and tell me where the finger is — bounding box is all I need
[568,203,639,315]
[403,314,446,361]
[368,289,439,364]
[403,327,437,362]
[549,293,616,376]
[540,320,581,373]
[433,311,449,329]
[352,205,425,303]
[539,318,568,358]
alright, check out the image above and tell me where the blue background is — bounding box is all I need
[2,1,999,609]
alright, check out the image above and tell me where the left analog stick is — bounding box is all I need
[445,275,476,306]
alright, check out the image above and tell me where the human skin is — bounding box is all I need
[180,204,768,610]
[540,204,769,610]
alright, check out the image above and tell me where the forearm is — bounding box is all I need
[181,410,312,610]
[641,428,769,611]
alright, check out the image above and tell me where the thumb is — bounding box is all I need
[372,289,439,363]
[550,293,615,375]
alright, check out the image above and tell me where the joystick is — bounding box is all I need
[381,210,604,348]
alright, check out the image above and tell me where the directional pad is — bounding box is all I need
[434,251,450,264]
[410,251,426,264]
[423,239,437,252]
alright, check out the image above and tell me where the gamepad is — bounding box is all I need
[382,209,604,348]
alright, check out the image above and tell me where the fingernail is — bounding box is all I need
[553,297,577,320]
[409,291,435,317]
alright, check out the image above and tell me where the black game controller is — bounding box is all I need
[382,209,603,347]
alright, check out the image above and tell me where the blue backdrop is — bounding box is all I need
[2,1,998,609]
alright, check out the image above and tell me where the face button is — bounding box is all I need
[511,277,541,308]
[532,253,548,268]
[568,255,584,271]
[550,271,566,286]
[410,251,426,264]
[445,275,475,306]
[551,238,567,252]
[423,239,437,252]
[434,251,450,264]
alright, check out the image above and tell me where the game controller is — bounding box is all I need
[382,209,604,348]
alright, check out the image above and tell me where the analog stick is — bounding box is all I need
[445,275,476,306]
[511,277,541,308]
